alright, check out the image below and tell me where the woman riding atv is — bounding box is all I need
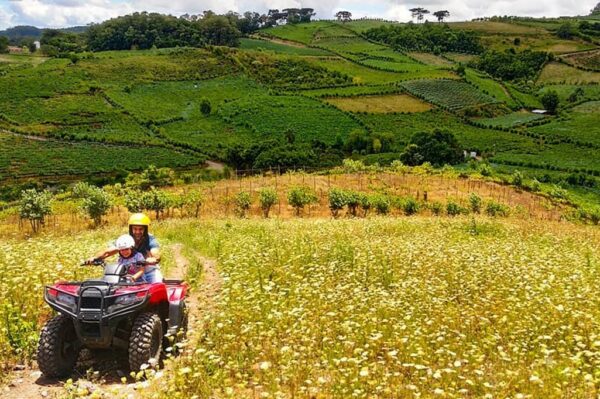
[88,213,163,283]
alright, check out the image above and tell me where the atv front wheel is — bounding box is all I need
[37,314,80,378]
[129,312,163,371]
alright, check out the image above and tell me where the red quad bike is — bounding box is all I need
[37,259,188,378]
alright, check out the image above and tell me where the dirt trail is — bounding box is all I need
[2,244,221,399]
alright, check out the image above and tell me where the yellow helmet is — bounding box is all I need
[128,213,151,227]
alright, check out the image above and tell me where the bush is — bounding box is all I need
[328,188,348,218]
[71,182,94,199]
[80,187,112,227]
[549,185,569,200]
[430,201,443,216]
[19,189,53,233]
[446,200,465,216]
[200,98,212,116]
[485,201,510,217]
[183,189,203,218]
[512,170,524,187]
[469,193,482,214]
[141,188,170,220]
[287,186,318,216]
[359,193,372,217]
[235,191,252,218]
[402,197,420,216]
[345,190,361,217]
[372,194,391,215]
[258,188,278,218]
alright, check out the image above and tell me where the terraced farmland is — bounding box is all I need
[400,79,499,110]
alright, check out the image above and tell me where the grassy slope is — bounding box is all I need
[0,19,598,182]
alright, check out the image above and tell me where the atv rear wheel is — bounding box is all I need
[128,312,162,372]
[37,314,80,378]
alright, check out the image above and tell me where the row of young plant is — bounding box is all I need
[326,187,510,218]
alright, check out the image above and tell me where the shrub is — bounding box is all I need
[235,191,252,218]
[258,188,278,218]
[430,201,443,216]
[469,193,482,214]
[346,190,361,217]
[402,197,420,216]
[486,201,510,217]
[19,189,53,233]
[446,200,465,216]
[200,98,212,116]
[183,189,203,218]
[124,189,144,213]
[359,193,372,217]
[512,170,524,187]
[328,188,348,218]
[287,186,318,216]
[71,182,94,199]
[80,187,112,227]
[479,163,493,177]
[141,188,170,220]
[549,185,569,200]
[372,194,391,215]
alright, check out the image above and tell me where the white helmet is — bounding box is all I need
[115,234,135,250]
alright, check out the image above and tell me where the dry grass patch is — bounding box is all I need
[325,94,432,113]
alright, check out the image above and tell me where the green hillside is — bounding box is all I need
[1,17,599,193]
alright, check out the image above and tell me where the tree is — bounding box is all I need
[258,187,278,218]
[591,2,600,15]
[200,98,212,116]
[335,11,352,23]
[433,10,450,23]
[19,189,53,233]
[197,14,241,47]
[541,90,559,114]
[409,8,430,23]
[400,129,463,166]
[80,187,112,227]
[0,36,9,54]
[556,22,575,39]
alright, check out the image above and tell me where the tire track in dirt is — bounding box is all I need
[2,244,222,399]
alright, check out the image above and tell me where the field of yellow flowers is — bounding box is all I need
[1,216,599,398]
[145,217,600,399]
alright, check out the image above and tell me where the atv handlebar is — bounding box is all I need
[82,259,154,267]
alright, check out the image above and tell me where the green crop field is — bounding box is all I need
[464,69,519,108]
[530,101,600,146]
[218,94,365,144]
[0,132,202,179]
[476,111,546,128]
[358,109,536,153]
[239,38,332,56]
[400,79,499,110]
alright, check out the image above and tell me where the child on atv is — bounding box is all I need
[115,234,147,282]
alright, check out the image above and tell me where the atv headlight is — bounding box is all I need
[107,292,146,314]
[114,293,144,306]
[56,292,77,308]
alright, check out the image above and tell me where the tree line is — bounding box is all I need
[364,22,482,54]
[38,9,317,55]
